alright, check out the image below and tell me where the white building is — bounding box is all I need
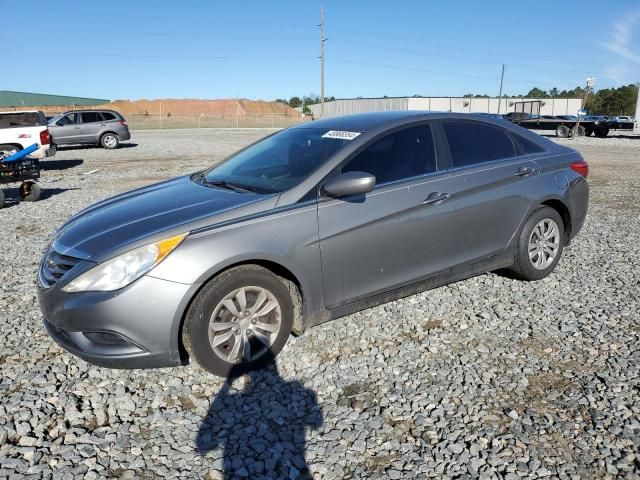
[307,96,583,118]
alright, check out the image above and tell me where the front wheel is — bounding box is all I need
[508,207,565,281]
[100,133,120,149]
[183,265,295,377]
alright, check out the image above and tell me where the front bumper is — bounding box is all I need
[38,274,201,369]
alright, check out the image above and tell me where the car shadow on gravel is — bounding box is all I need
[40,159,84,170]
[196,352,323,479]
[55,143,138,151]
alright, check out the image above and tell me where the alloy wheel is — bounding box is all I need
[208,286,282,363]
[528,218,560,270]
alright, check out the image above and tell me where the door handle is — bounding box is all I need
[515,167,534,177]
[423,192,450,205]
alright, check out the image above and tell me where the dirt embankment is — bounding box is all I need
[97,99,299,116]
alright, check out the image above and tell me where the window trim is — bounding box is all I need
[439,119,519,171]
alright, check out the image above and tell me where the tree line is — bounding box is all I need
[278,84,638,116]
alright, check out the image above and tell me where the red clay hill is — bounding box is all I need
[97,99,299,116]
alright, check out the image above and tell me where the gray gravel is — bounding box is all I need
[1,129,639,479]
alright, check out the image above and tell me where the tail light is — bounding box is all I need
[570,159,589,178]
[40,129,51,146]
[120,120,128,126]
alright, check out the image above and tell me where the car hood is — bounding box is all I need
[53,175,279,260]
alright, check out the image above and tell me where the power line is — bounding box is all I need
[329,27,612,68]
[330,38,610,76]
[331,58,571,88]
[2,51,315,60]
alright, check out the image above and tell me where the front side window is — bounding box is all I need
[342,124,436,185]
[58,113,78,126]
[443,121,515,168]
[200,128,353,194]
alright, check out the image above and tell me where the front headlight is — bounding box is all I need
[63,233,187,293]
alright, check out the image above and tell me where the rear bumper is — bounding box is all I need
[567,177,589,242]
[38,274,201,369]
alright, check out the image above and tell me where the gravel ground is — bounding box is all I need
[0,129,638,479]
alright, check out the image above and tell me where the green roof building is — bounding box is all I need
[0,91,109,108]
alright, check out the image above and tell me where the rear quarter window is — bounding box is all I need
[511,133,545,154]
[443,121,516,168]
[100,112,117,121]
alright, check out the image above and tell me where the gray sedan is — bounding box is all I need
[37,112,589,376]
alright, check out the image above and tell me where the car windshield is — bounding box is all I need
[198,127,356,194]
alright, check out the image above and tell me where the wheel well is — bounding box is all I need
[100,131,119,139]
[541,199,571,242]
[176,260,304,364]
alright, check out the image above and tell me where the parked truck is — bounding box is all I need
[0,111,56,158]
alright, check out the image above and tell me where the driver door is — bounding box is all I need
[49,113,80,144]
[318,123,453,308]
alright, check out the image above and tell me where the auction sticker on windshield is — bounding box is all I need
[322,130,361,140]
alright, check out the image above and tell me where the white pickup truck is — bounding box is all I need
[0,110,56,159]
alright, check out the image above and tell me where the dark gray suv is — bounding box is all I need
[48,109,131,149]
[37,112,589,376]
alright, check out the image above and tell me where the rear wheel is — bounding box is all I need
[508,206,565,281]
[19,181,40,202]
[183,265,295,377]
[100,133,120,149]
[594,128,609,138]
[0,189,5,208]
[571,125,586,137]
[584,128,593,136]
[556,125,570,138]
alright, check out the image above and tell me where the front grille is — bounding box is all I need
[39,248,81,288]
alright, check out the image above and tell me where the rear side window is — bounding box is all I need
[343,124,436,184]
[101,112,116,121]
[81,112,102,123]
[0,112,46,128]
[443,121,515,168]
[511,133,544,154]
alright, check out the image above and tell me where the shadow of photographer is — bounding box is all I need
[196,351,322,479]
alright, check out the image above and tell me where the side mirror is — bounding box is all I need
[322,171,376,197]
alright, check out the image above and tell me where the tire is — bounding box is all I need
[584,128,593,137]
[508,206,565,281]
[0,189,5,209]
[19,181,40,202]
[100,133,120,149]
[594,128,609,138]
[555,125,570,138]
[182,265,295,377]
[571,125,586,137]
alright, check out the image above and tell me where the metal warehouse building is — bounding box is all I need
[308,96,583,118]
[0,91,109,108]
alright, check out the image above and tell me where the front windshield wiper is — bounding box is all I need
[197,175,258,194]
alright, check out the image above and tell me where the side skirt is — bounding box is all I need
[303,250,514,331]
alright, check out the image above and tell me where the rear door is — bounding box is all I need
[440,120,538,267]
[48,113,80,144]
[317,122,453,308]
[78,112,104,143]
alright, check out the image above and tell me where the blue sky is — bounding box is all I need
[1,0,639,100]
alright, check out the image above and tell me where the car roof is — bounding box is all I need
[293,111,436,132]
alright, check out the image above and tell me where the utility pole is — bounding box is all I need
[496,64,505,114]
[319,5,326,118]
